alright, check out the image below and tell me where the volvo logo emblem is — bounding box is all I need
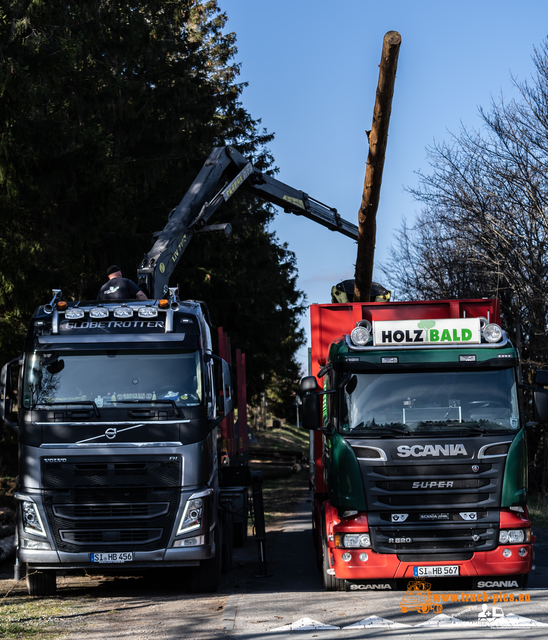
[105,428,117,440]
[472,465,480,472]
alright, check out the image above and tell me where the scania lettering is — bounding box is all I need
[300,298,548,591]
[397,444,468,457]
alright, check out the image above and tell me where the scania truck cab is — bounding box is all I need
[301,298,544,591]
[0,288,234,595]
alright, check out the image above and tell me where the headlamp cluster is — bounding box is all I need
[350,320,372,347]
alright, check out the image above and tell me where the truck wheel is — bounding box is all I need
[190,519,222,593]
[26,568,56,596]
[322,533,345,591]
[221,510,234,574]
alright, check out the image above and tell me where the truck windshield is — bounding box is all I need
[339,369,519,434]
[23,349,203,409]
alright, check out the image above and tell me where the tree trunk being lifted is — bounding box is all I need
[354,31,401,302]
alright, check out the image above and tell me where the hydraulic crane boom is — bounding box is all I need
[137,146,358,299]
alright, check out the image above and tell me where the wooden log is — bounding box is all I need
[354,31,401,302]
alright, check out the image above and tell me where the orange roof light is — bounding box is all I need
[158,299,169,309]
[57,301,68,311]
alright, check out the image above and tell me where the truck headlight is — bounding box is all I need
[350,320,372,347]
[21,501,47,538]
[499,529,529,544]
[335,533,371,548]
[177,497,204,535]
[483,323,503,343]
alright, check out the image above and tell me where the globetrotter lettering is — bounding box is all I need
[397,444,468,458]
[63,321,165,329]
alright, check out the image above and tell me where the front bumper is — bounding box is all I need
[330,544,533,580]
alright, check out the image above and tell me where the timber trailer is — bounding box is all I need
[300,297,548,591]
[0,146,358,595]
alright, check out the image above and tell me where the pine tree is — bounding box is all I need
[0,0,305,403]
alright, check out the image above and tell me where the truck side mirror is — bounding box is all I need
[0,356,22,432]
[533,369,548,425]
[299,376,322,431]
[221,359,233,416]
[210,354,233,422]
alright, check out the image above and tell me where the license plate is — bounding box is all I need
[414,565,459,577]
[90,552,134,564]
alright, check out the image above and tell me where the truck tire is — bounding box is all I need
[221,510,234,574]
[26,568,56,596]
[190,519,222,593]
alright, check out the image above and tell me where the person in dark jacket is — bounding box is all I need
[97,265,148,301]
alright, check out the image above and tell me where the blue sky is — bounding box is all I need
[219,0,548,371]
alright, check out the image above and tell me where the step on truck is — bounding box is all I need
[300,297,548,591]
[0,288,247,595]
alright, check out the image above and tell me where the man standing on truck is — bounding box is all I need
[97,265,148,300]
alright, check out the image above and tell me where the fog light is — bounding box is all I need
[502,548,512,558]
[342,552,352,562]
[359,552,368,562]
[20,538,51,550]
[173,535,205,548]
[519,547,528,557]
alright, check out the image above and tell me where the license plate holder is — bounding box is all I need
[413,565,459,577]
[90,552,134,564]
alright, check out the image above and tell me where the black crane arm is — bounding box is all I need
[138,146,358,299]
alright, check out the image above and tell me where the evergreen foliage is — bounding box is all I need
[0,0,305,403]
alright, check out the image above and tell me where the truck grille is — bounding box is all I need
[352,441,505,555]
[42,455,181,553]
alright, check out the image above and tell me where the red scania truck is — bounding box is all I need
[300,297,547,591]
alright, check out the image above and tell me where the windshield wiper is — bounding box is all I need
[111,398,180,417]
[35,400,101,418]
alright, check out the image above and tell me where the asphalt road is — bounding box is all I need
[1,499,548,639]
